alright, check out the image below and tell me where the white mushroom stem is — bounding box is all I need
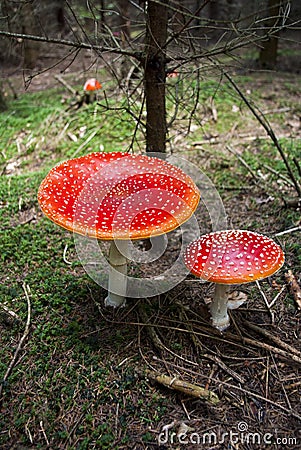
[210,283,230,331]
[105,240,129,308]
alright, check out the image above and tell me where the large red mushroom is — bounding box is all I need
[184,230,285,331]
[38,152,200,307]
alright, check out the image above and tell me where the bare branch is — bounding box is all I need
[0,30,140,59]
[219,66,301,197]
[0,283,31,399]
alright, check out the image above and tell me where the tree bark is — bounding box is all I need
[117,0,132,80]
[21,2,40,70]
[144,0,168,154]
[259,0,282,69]
[0,84,7,112]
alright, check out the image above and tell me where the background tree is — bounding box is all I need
[0,82,7,111]
[259,0,285,68]
[0,0,300,156]
[144,0,168,153]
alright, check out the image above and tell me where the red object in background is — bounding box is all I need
[167,71,178,78]
[83,78,102,91]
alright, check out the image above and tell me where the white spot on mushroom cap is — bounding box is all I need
[184,229,284,284]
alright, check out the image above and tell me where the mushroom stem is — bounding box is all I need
[210,283,230,331]
[105,240,128,308]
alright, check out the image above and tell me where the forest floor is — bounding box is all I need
[0,39,301,449]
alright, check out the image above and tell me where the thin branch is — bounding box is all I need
[255,280,274,323]
[65,0,95,48]
[219,67,301,197]
[268,285,287,309]
[221,379,301,421]
[293,157,301,178]
[24,47,81,88]
[226,145,261,181]
[274,226,301,237]
[0,30,140,59]
[0,283,31,398]
[178,303,246,384]
[242,320,301,358]
[163,0,211,51]
[97,99,146,127]
[262,163,295,187]
[285,270,301,310]
[229,329,301,366]
[54,75,77,95]
[0,304,21,321]
[126,92,146,153]
[187,68,201,134]
[270,353,292,413]
[71,129,98,158]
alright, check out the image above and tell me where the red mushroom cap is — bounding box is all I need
[184,230,284,284]
[167,70,178,78]
[83,78,102,91]
[38,152,200,240]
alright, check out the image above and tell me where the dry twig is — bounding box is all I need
[226,330,301,366]
[63,244,73,265]
[255,280,275,323]
[221,380,301,421]
[226,145,260,181]
[0,283,31,398]
[285,269,301,310]
[142,369,219,405]
[274,225,301,237]
[0,303,21,321]
[262,163,295,187]
[242,320,301,358]
[178,303,245,384]
[71,130,98,158]
[293,157,301,178]
[54,74,77,95]
[221,68,301,197]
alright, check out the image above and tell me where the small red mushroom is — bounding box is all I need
[167,70,178,78]
[38,152,200,307]
[83,78,102,104]
[184,230,285,331]
[83,78,102,91]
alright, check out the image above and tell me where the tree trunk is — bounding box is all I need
[144,0,168,154]
[259,0,282,69]
[21,2,40,70]
[117,0,132,80]
[0,84,7,112]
